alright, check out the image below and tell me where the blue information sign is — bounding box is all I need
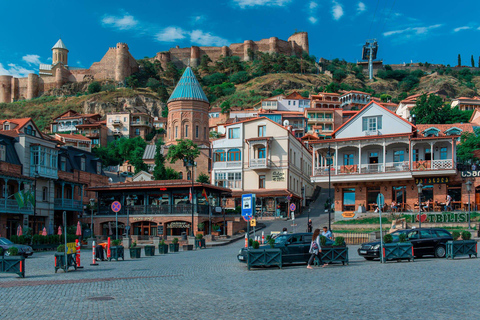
[241,194,255,221]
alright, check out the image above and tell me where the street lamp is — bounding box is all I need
[222,196,227,236]
[32,171,39,239]
[184,160,196,237]
[208,194,213,235]
[89,198,95,237]
[417,182,423,228]
[126,195,132,238]
[466,180,473,229]
[326,144,333,231]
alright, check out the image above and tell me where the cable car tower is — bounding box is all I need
[362,39,378,80]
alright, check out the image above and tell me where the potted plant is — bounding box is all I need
[319,236,349,265]
[268,237,275,248]
[169,238,179,252]
[0,247,25,278]
[144,243,156,256]
[54,244,77,273]
[382,233,413,262]
[129,242,141,259]
[195,234,206,249]
[197,222,205,236]
[159,240,169,254]
[109,239,124,261]
[211,225,221,236]
[446,230,477,259]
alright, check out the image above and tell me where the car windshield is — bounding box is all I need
[0,238,13,245]
[274,235,289,244]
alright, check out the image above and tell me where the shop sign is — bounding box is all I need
[272,171,285,181]
[415,177,450,185]
[409,212,468,223]
[132,217,154,222]
[167,222,191,229]
[461,171,480,178]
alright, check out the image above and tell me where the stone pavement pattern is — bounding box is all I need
[1,239,480,320]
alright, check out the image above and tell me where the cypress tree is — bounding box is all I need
[471,55,475,67]
[458,54,461,67]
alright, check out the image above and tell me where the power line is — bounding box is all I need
[379,0,397,37]
[367,0,381,39]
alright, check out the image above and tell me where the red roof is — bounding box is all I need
[285,91,309,100]
[416,123,474,137]
[55,133,92,142]
[0,118,33,130]
[341,90,371,96]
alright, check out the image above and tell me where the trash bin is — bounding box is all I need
[181,232,187,241]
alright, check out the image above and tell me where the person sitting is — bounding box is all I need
[423,199,431,212]
[391,201,398,213]
[444,194,452,211]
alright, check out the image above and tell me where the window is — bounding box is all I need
[187,171,191,180]
[343,188,356,211]
[30,146,58,177]
[425,148,431,161]
[215,172,243,188]
[258,147,266,159]
[135,128,140,136]
[179,172,183,179]
[60,157,66,171]
[124,117,127,122]
[227,149,241,161]
[25,125,35,136]
[175,126,178,138]
[80,158,86,171]
[362,116,382,132]
[344,154,354,165]
[196,125,199,138]
[213,150,226,162]
[259,175,266,189]
[393,150,405,162]
[4,124,10,130]
[440,147,447,160]
[42,187,48,201]
[185,125,189,137]
[258,125,266,137]
[228,128,240,139]
[412,149,419,162]
[447,184,462,201]
[0,145,5,161]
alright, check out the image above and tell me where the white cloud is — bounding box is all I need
[102,13,138,30]
[332,1,344,20]
[357,2,366,14]
[383,24,443,37]
[309,1,318,9]
[156,27,186,42]
[192,15,205,24]
[0,63,34,78]
[454,26,471,32]
[190,30,229,46]
[309,16,318,24]
[233,0,291,9]
[22,54,41,66]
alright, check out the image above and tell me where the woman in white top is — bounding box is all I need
[307,229,322,269]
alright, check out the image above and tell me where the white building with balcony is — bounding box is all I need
[311,101,460,215]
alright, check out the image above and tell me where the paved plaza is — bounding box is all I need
[1,238,480,320]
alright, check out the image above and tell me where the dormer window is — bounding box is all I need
[444,127,463,136]
[362,116,382,132]
[4,124,10,130]
[24,125,36,136]
[422,127,440,137]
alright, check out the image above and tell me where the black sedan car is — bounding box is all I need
[358,228,453,260]
[0,237,33,257]
[237,233,335,264]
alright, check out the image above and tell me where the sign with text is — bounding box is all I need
[409,212,468,223]
[242,194,255,221]
[166,222,191,229]
[272,171,285,181]
[415,177,450,185]
[461,170,480,178]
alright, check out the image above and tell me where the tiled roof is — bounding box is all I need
[285,92,309,100]
[416,123,474,137]
[0,118,33,130]
[55,133,92,141]
[167,67,209,103]
[52,39,68,50]
[142,144,157,160]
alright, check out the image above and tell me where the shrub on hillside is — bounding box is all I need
[87,81,102,94]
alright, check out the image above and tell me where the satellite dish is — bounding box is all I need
[283,120,290,127]
[108,177,113,182]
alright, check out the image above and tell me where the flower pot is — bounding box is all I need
[169,243,179,252]
[109,246,125,261]
[144,245,155,256]
[159,244,169,254]
[197,231,204,236]
[129,247,141,259]
[212,231,220,237]
[54,252,77,273]
[446,240,477,259]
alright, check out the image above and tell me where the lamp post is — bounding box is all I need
[466,180,473,229]
[89,198,95,237]
[208,194,213,235]
[185,160,196,237]
[32,171,39,239]
[326,144,332,231]
[222,196,226,236]
[126,195,132,239]
[417,182,423,228]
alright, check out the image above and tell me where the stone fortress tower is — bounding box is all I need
[155,32,309,69]
[164,66,211,180]
[0,39,139,103]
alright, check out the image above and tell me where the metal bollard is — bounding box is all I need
[90,240,98,266]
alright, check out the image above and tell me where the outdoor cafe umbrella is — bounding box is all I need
[42,227,47,236]
[76,221,82,237]
[17,225,22,236]
[58,226,62,236]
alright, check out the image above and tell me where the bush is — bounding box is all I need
[172,238,179,244]
[57,245,65,253]
[197,222,205,231]
[196,234,203,240]
[461,231,472,240]
[333,69,347,81]
[248,238,253,247]
[160,240,165,246]
[7,247,19,256]
[252,240,260,249]
[87,81,101,94]
[131,242,137,248]
[398,233,408,243]
[383,234,393,243]
[101,84,116,92]
[268,238,275,248]
[333,236,345,246]
[229,71,250,84]
[203,73,228,86]
[452,231,460,241]
[319,235,327,246]
[112,240,121,246]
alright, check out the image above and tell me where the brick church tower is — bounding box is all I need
[165,67,210,180]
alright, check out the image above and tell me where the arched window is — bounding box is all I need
[179,172,183,179]
[24,125,35,136]
[214,150,226,162]
[227,149,241,161]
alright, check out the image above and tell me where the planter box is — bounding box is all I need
[247,248,282,270]
[383,243,414,262]
[0,256,25,278]
[159,244,168,254]
[129,247,141,259]
[144,245,156,256]
[320,246,349,265]
[54,252,77,273]
[183,244,193,251]
[197,231,204,236]
[195,239,206,249]
[446,240,477,259]
[169,243,179,252]
[109,246,124,261]
[212,231,220,236]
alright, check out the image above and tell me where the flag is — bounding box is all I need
[201,188,208,202]
[27,190,35,206]
[189,188,192,202]
[14,190,25,208]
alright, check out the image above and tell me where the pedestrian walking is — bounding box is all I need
[307,229,321,269]
[322,226,333,240]
[307,219,312,233]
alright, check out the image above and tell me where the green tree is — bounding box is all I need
[301,91,310,98]
[220,100,231,114]
[196,173,210,183]
[166,139,200,169]
[161,106,168,118]
[157,86,169,102]
[87,81,101,94]
[117,137,147,162]
[199,54,212,71]
[152,139,180,180]
[203,73,228,86]
[380,94,392,102]
[457,129,480,163]
[146,78,161,90]
[472,55,475,67]
[92,142,122,167]
[411,94,449,124]
[165,62,181,85]
[458,54,462,67]
[229,71,250,84]
[130,147,148,174]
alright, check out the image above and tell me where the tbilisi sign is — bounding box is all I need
[408,212,468,223]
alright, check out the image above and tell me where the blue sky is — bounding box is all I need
[1,0,479,78]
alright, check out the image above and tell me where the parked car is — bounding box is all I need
[0,237,33,257]
[237,233,335,264]
[358,228,453,260]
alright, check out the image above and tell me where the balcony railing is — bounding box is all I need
[249,158,269,168]
[308,117,334,123]
[213,161,242,169]
[131,120,151,126]
[314,161,410,176]
[54,198,83,211]
[112,120,122,126]
[30,165,58,179]
[413,159,454,170]
[0,199,34,214]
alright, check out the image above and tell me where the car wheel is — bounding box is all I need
[364,257,374,261]
[434,245,446,258]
